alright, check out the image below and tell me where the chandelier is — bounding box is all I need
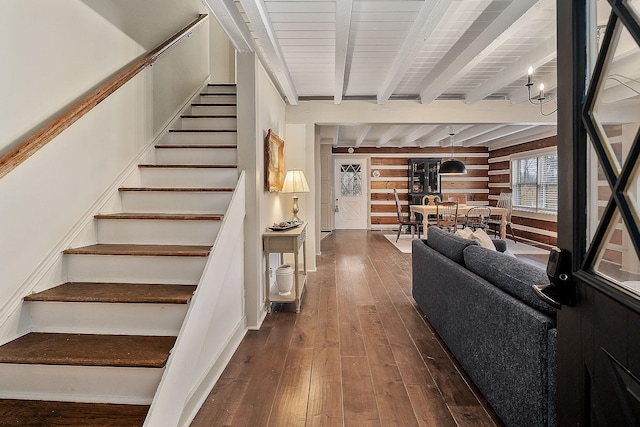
[526,66,557,116]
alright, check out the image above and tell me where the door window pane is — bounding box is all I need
[585,1,640,296]
[587,19,640,178]
[593,208,640,295]
[340,164,362,197]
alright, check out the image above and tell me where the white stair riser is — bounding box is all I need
[155,148,237,165]
[120,191,232,214]
[28,301,188,336]
[190,105,237,115]
[97,219,221,245]
[140,168,238,188]
[197,94,236,104]
[203,85,236,94]
[0,364,162,404]
[168,131,236,145]
[65,255,207,285]
[180,117,236,130]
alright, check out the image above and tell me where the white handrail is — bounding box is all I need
[144,171,246,426]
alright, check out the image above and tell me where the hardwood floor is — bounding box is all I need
[191,230,502,426]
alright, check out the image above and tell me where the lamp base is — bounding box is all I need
[290,195,303,224]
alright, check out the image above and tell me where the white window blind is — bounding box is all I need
[511,153,558,213]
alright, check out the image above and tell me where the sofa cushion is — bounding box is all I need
[427,226,478,265]
[463,245,556,316]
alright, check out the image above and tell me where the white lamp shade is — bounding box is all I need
[281,170,310,193]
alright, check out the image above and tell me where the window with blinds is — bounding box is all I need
[511,153,558,213]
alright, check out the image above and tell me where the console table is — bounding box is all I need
[263,223,307,313]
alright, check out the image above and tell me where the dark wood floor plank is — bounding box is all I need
[406,384,458,427]
[306,346,343,427]
[336,269,366,358]
[229,314,298,426]
[358,306,419,426]
[414,337,480,407]
[192,230,500,427]
[341,356,382,426]
[268,347,313,426]
[448,405,498,427]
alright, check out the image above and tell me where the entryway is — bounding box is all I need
[334,158,368,229]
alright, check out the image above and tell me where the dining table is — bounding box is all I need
[409,204,508,239]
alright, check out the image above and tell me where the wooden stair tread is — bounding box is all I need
[0,399,148,426]
[118,187,234,192]
[94,213,223,221]
[24,283,197,304]
[154,144,237,149]
[138,164,237,168]
[63,244,211,257]
[0,333,176,367]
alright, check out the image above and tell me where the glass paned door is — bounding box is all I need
[335,159,368,229]
[583,0,640,298]
[556,1,640,425]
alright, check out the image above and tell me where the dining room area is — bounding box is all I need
[326,135,558,261]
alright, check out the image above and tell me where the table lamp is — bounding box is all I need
[281,169,310,224]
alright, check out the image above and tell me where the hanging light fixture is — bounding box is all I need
[525,66,557,116]
[440,127,467,174]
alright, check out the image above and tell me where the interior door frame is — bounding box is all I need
[333,156,369,230]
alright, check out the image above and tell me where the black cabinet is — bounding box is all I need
[408,158,441,205]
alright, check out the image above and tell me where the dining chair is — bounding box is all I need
[488,192,516,242]
[463,206,491,230]
[435,201,459,233]
[393,189,419,241]
[421,195,440,228]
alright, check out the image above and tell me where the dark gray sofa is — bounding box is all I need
[412,227,556,427]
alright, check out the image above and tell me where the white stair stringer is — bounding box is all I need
[0,84,241,409]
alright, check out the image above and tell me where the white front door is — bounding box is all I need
[334,158,367,229]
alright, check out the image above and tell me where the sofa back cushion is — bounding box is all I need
[427,226,478,265]
[463,245,556,316]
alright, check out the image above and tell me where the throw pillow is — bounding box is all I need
[470,228,496,251]
[455,227,473,239]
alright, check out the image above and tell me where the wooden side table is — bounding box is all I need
[263,223,307,313]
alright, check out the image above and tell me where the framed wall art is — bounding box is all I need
[265,129,284,192]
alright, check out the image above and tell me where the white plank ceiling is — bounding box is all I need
[204,0,571,148]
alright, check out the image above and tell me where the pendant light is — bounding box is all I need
[440,127,467,174]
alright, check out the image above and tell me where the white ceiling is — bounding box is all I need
[206,0,560,148]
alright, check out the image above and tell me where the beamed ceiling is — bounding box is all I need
[203,0,607,149]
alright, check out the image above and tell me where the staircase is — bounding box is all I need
[0,84,238,426]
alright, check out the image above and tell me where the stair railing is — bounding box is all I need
[144,171,246,427]
[0,13,208,181]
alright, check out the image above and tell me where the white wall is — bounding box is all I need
[209,19,236,83]
[0,1,209,341]
[237,52,290,329]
